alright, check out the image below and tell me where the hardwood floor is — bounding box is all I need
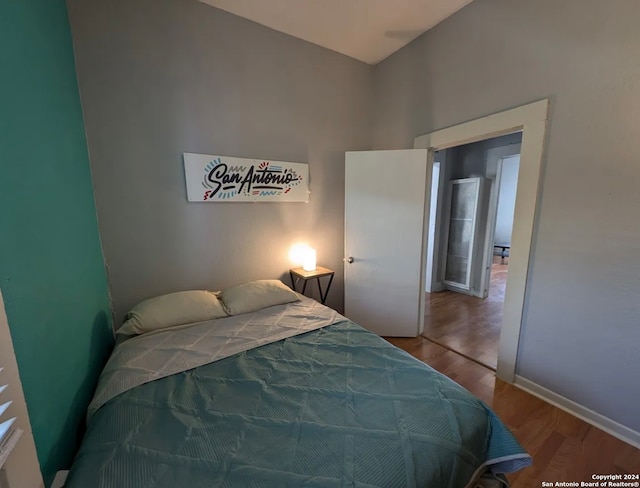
[386,336,640,486]
[423,256,508,369]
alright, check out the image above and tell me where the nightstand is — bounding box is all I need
[289,266,335,304]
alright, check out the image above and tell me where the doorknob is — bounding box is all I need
[346,257,354,264]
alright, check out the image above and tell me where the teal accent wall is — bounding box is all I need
[0,1,113,486]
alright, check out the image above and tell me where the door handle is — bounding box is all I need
[346,257,354,264]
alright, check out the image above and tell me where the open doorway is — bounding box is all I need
[423,133,522,370]
[415,99,548,382]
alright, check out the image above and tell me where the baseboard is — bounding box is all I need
[427,282,445,293]
[514,375,640,449]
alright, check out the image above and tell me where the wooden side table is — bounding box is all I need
[289,266,335,304]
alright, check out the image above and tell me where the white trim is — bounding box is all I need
[417,148,435,335]
[414,99,548,150]
[424,162,440,293]
[427,151,448,293]
[514,375,640,449]
[414,99,549,382]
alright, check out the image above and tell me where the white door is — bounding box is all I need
[344,149,430,337]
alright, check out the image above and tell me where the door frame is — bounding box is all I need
[480,144,521,298]
[414,99,549,382]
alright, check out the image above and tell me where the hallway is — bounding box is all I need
[423,256,507,369]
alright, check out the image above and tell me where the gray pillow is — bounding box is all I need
[117,290,228,336]
[219,279,300,315]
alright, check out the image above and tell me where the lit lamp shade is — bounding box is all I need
[302,248,317,271]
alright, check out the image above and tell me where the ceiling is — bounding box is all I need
[197,0,474,65]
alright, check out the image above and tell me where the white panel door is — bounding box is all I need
[344,149,429,337]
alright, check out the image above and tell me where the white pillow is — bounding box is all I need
[219,279,300,315]
[117,290,228,336]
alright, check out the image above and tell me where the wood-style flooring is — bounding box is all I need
[386,336,640,486]
[423,256,508,369]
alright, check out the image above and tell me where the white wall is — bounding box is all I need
[372,0,640,434]
[494,156,520,246]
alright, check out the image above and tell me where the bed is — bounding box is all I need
[65,280,531,488]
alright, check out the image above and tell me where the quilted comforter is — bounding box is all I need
[66,298,530,487]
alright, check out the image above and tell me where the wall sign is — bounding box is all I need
[183,153,309,202]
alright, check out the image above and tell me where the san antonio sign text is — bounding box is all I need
[183,153,309,202]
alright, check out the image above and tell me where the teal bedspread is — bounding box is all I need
[66,320,530,487]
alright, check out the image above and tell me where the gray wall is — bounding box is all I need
[68,0,640,436]
[449,132,522,180]
[372,0,640,432]
[67,0,373,321]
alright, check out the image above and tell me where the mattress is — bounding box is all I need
[66,298,530,487]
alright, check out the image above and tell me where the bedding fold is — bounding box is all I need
[89,296,339,420]
[69,299,531,488]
